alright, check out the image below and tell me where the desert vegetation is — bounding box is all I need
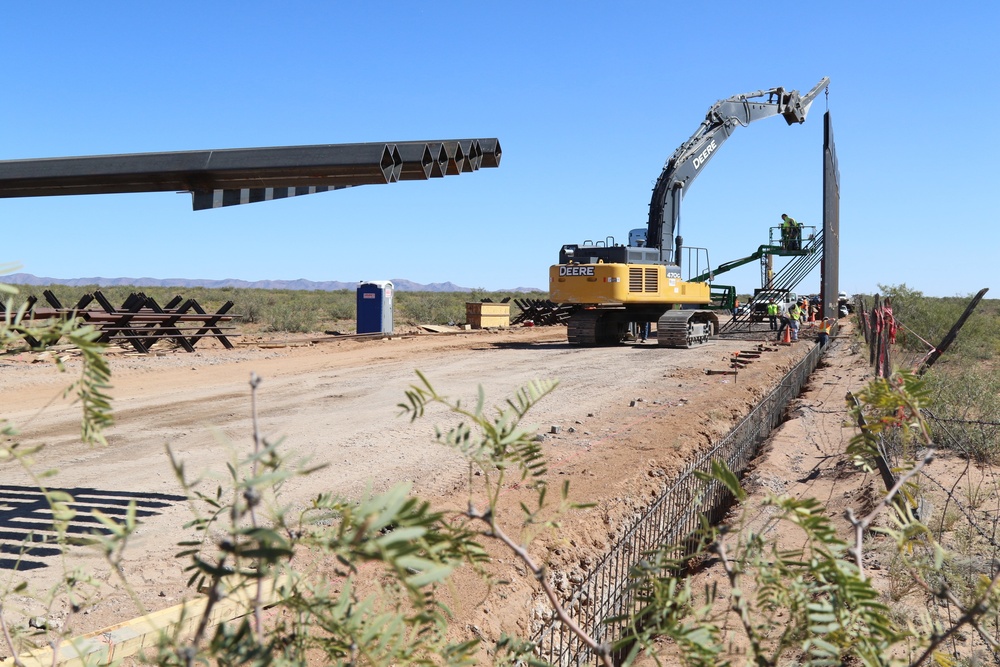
[868,284,1000,464]
[13,284,549,334]
[3,277,1000,665]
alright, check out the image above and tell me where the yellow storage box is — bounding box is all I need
[466,302,510,329]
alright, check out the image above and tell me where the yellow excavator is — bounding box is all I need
[550,77,829,347]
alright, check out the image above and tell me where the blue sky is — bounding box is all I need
[1,2,996,297]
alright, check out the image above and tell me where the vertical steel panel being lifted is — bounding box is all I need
[820,110,841,321]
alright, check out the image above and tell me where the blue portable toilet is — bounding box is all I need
[356,281,394,335]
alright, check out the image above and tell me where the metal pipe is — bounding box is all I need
[384,144,403,182]
[467,139,483,171]
[426,142,448,178]
[459,140,477,173]
[395,143,434,181]
[440,141,467,176]
[477,138,502,168]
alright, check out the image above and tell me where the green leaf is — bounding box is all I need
[709,459,746,502]
[405,563,455,588]
[375,526,427,547]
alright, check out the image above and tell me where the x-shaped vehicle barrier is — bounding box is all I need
[8,290,238,353]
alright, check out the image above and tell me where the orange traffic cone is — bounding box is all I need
[780,325,792,345]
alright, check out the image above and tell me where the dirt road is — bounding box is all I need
[0,324,814,642]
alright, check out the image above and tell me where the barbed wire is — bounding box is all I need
[923,409,1000,428]
[917,465,1000,553]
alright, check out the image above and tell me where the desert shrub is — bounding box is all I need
[867,285,1000,462]
[877,284,1000,361]
[921,366,1000,463]
[262,301,318,333]
[393,290,548,326]
[395,292,465,325]
[325,290,356,320]
[231,288,268,324]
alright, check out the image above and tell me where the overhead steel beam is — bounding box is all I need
[0,143,402,198]
[0,137,501,210]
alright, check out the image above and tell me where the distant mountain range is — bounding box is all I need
[4,273,543,293]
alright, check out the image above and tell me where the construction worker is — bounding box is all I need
[818,317,832,347]
[776,302,792,341]
[781,213,802,251]
[766,300,778,330]
[780,213,793,250]
[788,301,801,341]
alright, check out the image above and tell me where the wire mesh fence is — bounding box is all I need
[533,342,823,666]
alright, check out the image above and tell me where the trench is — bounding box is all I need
[532,341,824,666]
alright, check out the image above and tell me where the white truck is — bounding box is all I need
[750,289,799,322]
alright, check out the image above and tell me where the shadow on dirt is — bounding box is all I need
[487,338,668,351]
[487,340,575,350]
[0,485,185,571]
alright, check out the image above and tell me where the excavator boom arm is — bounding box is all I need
[689,244,773,284]
[646,77,829,261]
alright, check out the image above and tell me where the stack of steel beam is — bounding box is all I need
[0,138,501,210]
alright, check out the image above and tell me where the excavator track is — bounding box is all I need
[656,310,719,348]
[568,309,719,348]
[567,310,625,346]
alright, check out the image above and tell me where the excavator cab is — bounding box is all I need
[628,228,647,247]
